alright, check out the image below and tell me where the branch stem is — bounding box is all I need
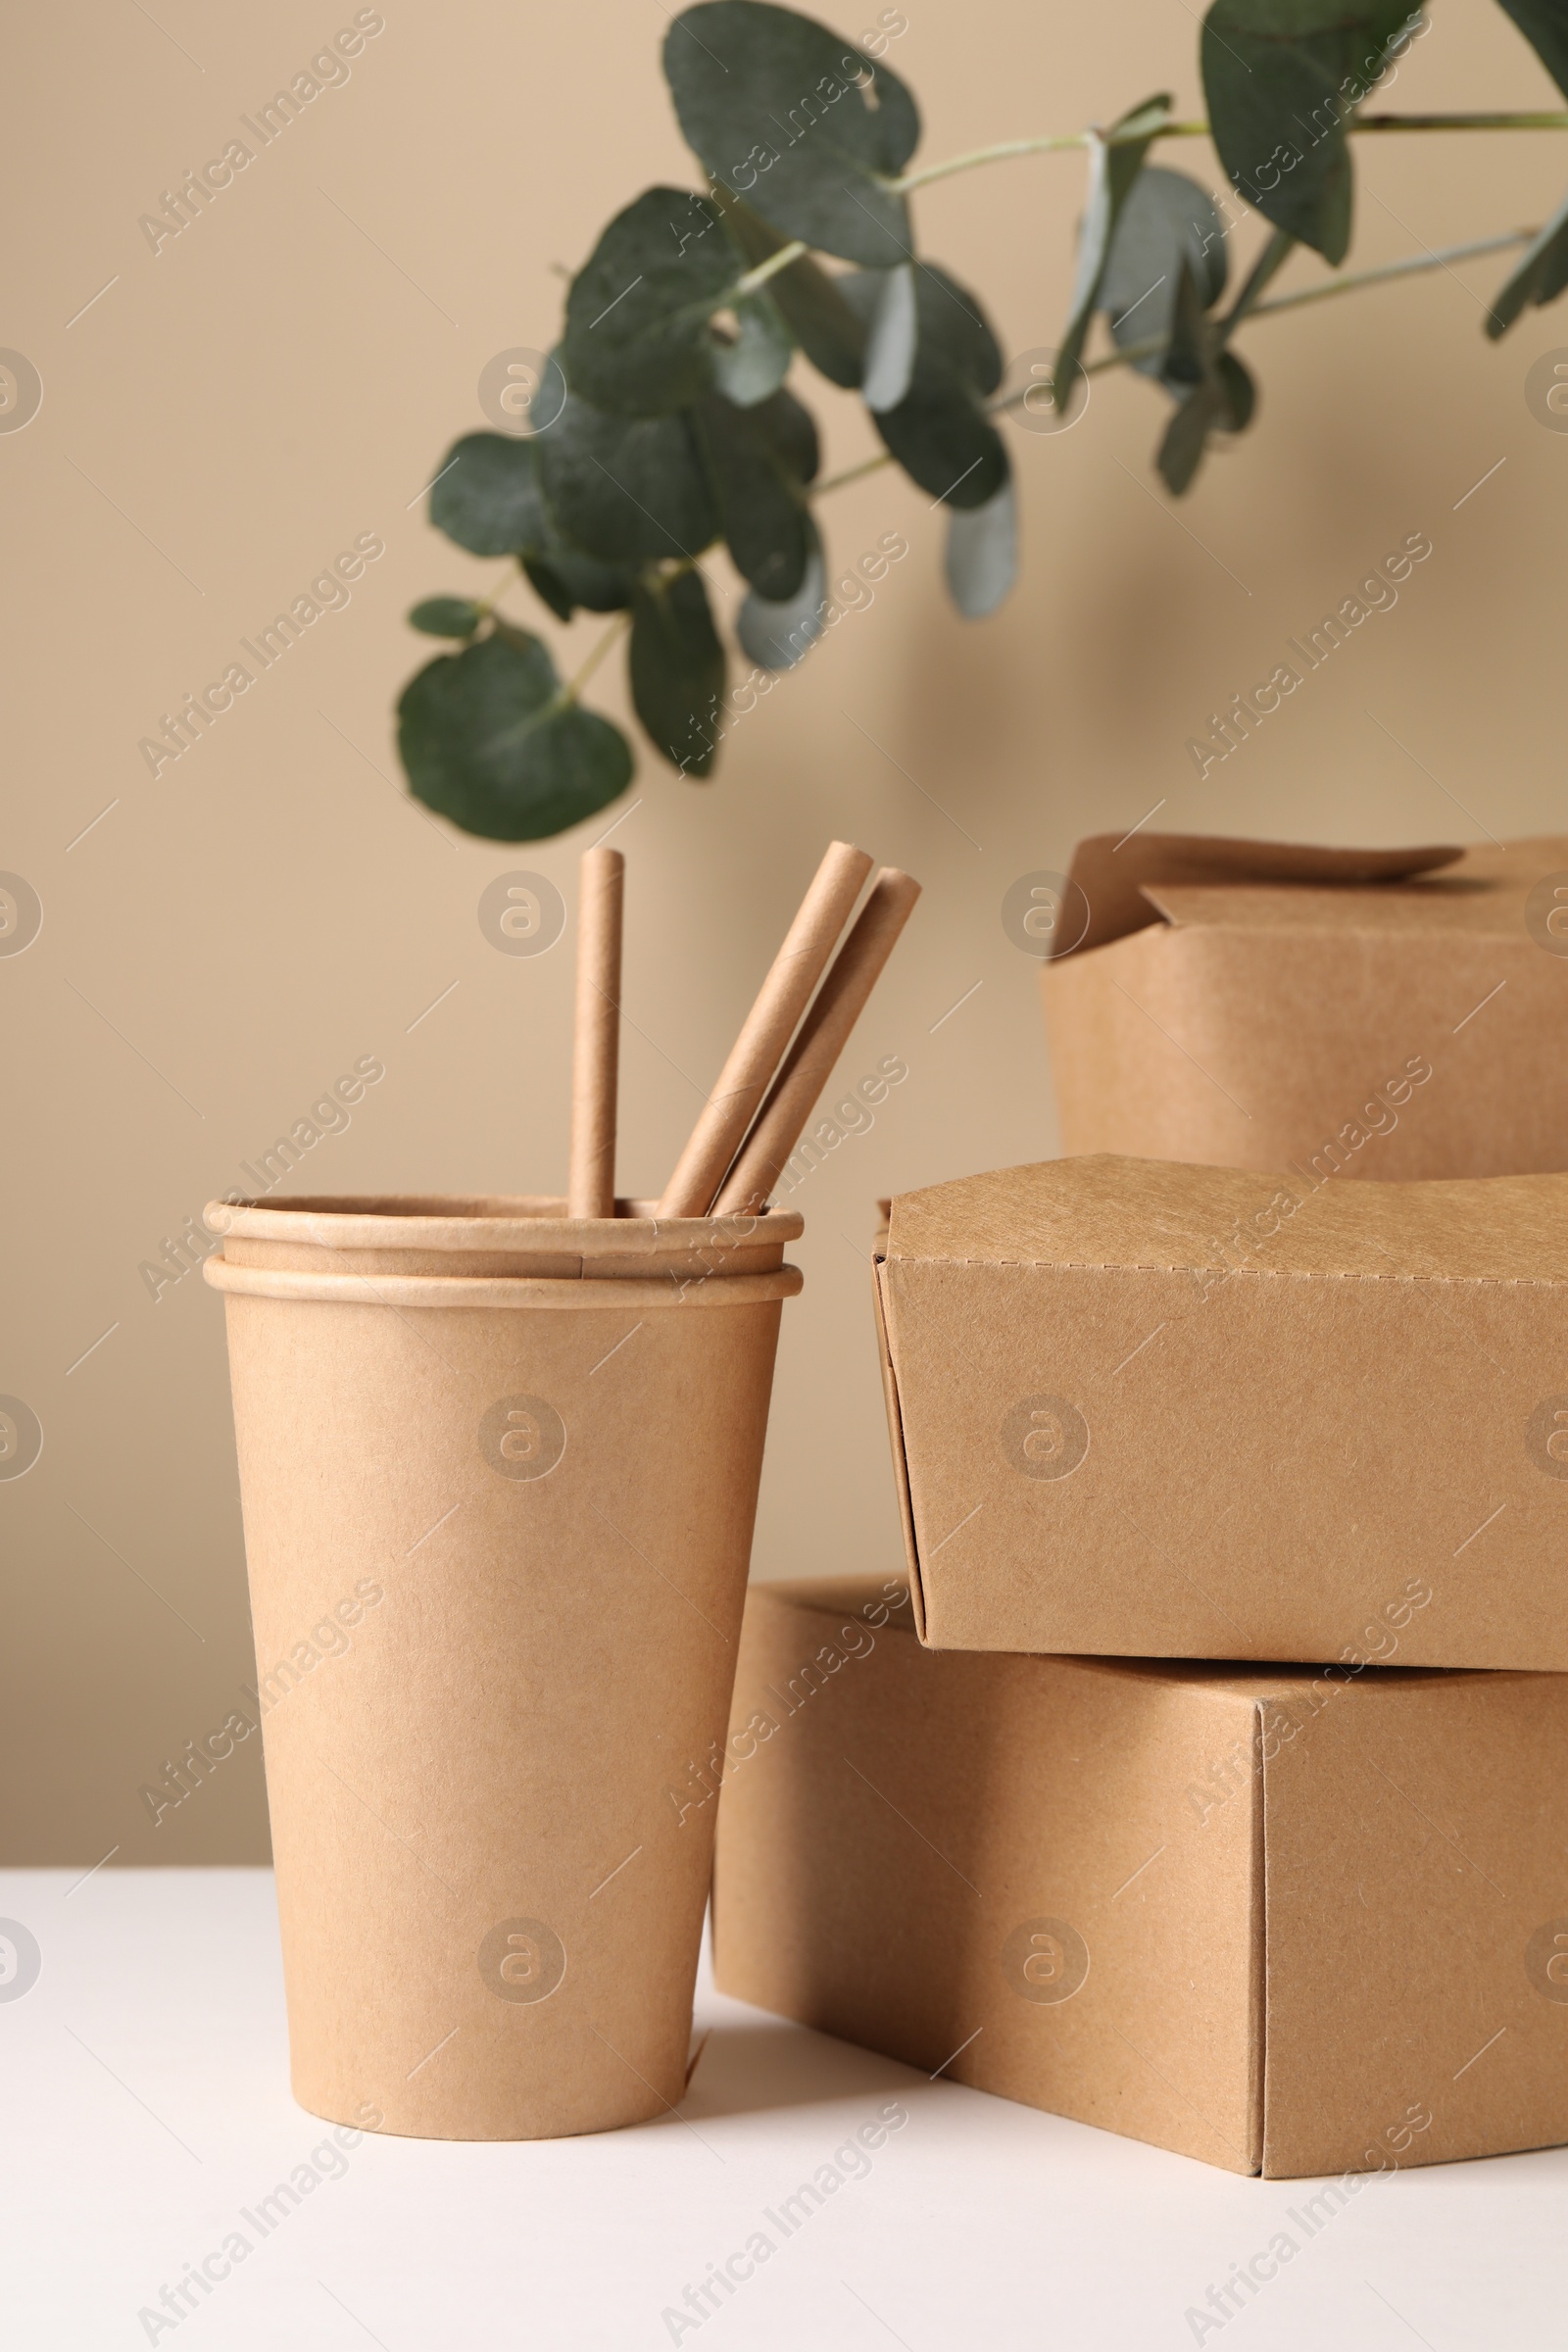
[890,110,1568,194]
[733,239,808,297]
[564,609,632,699]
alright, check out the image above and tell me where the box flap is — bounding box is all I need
[886,1153,1568,1283]
[1051,831,1464,958]
[872,1252,929,1639]
[1143,833,1568,940]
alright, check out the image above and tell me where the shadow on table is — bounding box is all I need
[681,2018,922,2122]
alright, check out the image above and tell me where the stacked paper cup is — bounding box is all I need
[205,841,920,2137]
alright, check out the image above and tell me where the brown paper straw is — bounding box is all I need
[713,867,920,1217]
[567,846,624,1219]
[657,840,874,1219]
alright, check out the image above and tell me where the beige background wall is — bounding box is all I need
[5,0,1565,1863]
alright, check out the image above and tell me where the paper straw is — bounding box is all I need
[657,840,874,1219]
[567,847,624,1219]
[713,867,920,1216]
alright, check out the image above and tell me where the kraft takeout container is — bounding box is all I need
[1040,834,1568,1178]
[714,1577,1568,2179]
[873,1153,1568,1668]
[204,1192,801,2139]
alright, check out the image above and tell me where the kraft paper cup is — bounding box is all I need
[203,1194,803,2140]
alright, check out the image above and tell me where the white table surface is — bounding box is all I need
[4,1867,1562,2349]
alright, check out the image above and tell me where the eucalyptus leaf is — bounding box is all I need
[753,381,820,482]
[737,519,826,668]
[722,197,869,384]
[712,291,795,404]
[521,549,640,621]
[1486,185,1568,338]
[874,384,1009,507]
[664,0,920,267]
[850,263,1008,506]
[629,571,727,775]
[1162,255,1213,393]
[1156,337,1257,495]
[562,186,748,416]
[1201,0,1420,264]
[430,433,550,557]
[1214,347,1256,431]
[861,262,918,411]
[399,633,633,841]
[694,389,814,598]
[944,479,1017,619]
[1054,94,1171,402]
[408,596,484,638]
[1100,167,1229,377]
[1495,0,1568,103]
[535,392,719,563]
[424,424,640,615]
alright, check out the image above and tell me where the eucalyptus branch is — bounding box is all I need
[889,108,1568,196]
[1244,223,1536,314]
[812,224,1537,496]
[547,223,1540,711]
[398,0,1568,840]
[890,123,1207,193]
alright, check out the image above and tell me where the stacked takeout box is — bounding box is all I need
[712,833,1568,2178]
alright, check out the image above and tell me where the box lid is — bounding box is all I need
[1044,833,1568,960]
[885,1153,1568,1283]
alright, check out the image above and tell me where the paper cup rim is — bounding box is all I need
[203,1259,804,1310]
[202,1195,802,1253]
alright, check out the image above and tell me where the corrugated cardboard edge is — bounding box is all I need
[870,1251,927,1642]
[1249,1700,1266,2175]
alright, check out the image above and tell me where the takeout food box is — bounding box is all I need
[872,1152,1568,1668]
[1039,834,1568,1178]
[713,1577,1568,2179]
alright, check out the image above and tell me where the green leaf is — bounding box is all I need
[629,571,727,775]
[1495,0,1568,103]
[1201,1,1420,264]
[430,432,550,557]
[562,186,750,417]
[535,392,719,563]
[849,263,1008,507]
[712,291,795,404]
[874,381,1008,507]
[1161,253,1213,393]
[694,389,815,598]
[752,380,819,483]
[664,1,920,267]
[399,633,633,841]
[1099,167,1228,377]
[720,195,868,384]
[1486,186,1568,338]
[860,262,918,411]
[737,515,826,669]
[521,550,640,620]
[944,479,1016,619]
[1214,347,1256,431]
[1154,310,1258,496]
[408,596,484,638]
[424,425,641,618]
[1053,94,1171,402]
